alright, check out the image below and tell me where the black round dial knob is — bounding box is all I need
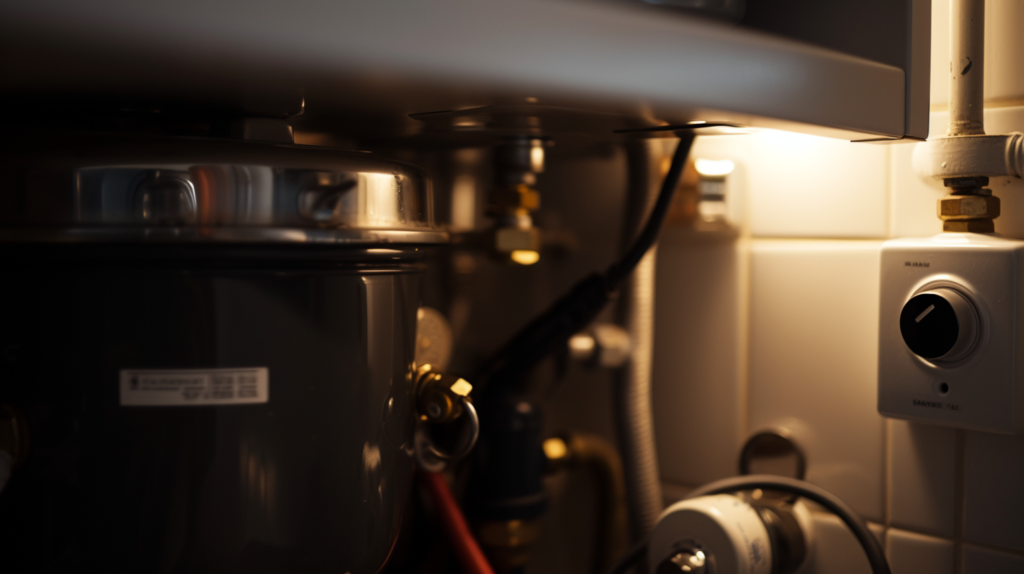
[899,288,978,361]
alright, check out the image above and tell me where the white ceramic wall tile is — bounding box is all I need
[653,231,745,487]
[930,0,1024,108]
[795,514,884,574]
[984,1,1024,104]
[888,140,945,239]
[889,421,956,537]
[929,0,949,107]
[964,430,1024,553]
[886,529,954,574]
[889,107,1024,239]
[889,110,970,239]
[748,241,885,521]
[744,131,889,239]
[984,107,1024,239]
[963,544,1024,574]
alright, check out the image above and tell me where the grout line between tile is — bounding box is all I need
[886,143,896,239]
[954,429,965,574]
[884,419,893,531]
[746,236,891,243]
[737,236,751,449]
[957,539,1024,559]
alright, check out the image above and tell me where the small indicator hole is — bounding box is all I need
[938,382,950,395]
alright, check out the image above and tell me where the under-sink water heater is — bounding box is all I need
[880,0,1024,435]
[878,234,1024,433]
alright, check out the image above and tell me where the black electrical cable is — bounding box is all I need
[475,133,697,396]
[605,475,890,574]
[683,475,890,574]
[606,132,694,287]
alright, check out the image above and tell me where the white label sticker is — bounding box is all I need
[119,368,269,406]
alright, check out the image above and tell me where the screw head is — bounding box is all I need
[657,550,708,574]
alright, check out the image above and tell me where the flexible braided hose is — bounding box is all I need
[616,246,662,539]
[615,139,668,540]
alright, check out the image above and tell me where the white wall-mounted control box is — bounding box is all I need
[879,233,1024,434]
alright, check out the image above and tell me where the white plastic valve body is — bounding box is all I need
[648,494,772,574]
[879,234,1024,433]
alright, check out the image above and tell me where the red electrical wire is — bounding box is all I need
[418,471,496,574]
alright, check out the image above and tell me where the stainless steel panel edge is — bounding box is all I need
[1,0,911,139]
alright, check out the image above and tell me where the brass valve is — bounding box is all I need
[415,364,474,424]
[487,137,547,265]
[412,365,479,471]
[938,179,1000,233]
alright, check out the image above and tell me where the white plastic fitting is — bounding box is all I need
[649,494,772,574]
[648,494,816,574]
[911,0,1024,184]
[913,133,1024,180]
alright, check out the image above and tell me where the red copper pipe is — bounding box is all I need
[418,471,496,574]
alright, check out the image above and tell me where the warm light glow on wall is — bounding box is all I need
[695,158,736,177]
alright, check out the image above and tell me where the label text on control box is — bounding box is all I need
[120,368,268,406]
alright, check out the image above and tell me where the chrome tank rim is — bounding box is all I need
[0,131,448,246]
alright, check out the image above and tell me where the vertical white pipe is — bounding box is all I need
[949,0,985,136]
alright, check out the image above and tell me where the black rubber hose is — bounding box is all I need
[475,133,697,396]
[684,475,891,574]
[606,133,694,289]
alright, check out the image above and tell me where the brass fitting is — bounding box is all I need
[489,186,542,260]
[939,194,1000,232]
[541,433,629,573]
[488,137,547,265]
[414,364,473,424]
[490,183,541,214]
[942,219,998,233]
[939,177,999,233]
[477,519,541,573]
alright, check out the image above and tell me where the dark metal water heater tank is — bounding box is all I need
[0,132,446,573]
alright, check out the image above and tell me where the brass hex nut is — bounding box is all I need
[943,219,996,233]
[490,184,541,214]
[938,194,1000,220]
[516,184,541,211]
